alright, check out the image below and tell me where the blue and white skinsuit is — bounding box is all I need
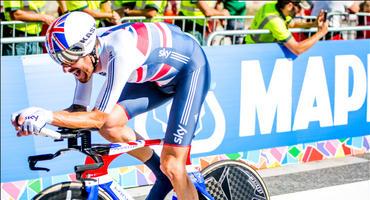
[73,22,211,146]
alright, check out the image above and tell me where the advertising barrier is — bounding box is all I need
[1,40,369,186]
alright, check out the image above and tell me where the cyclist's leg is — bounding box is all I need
[101,82,173,199]
[161,145,196,199]
[161,50,211,200]
[99,104,153,161]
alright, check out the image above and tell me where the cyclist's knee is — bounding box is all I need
[160,156,186,181]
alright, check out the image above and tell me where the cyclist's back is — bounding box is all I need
[77,22,210,121]
[96,22,203,84]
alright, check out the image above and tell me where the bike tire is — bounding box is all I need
[32,181,112,200]
[201,160,270,200]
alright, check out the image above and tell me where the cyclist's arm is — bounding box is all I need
[72,77,93,108]
[49,59,127,129]
[50,32,141,129]
[50,59,126,129]
[51,109,108,129]
[62,77,93,112]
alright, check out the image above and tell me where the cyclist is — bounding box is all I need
[11,11,210,200]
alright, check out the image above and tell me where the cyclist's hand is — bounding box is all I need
[11,107,53,136]
[11,107,44,130]
[19,109,53,136]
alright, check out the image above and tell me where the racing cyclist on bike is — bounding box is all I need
[11,11,211,200]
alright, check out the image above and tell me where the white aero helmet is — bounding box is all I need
[45,11,96,65]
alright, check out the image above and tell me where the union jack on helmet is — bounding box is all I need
[45,11,97,65]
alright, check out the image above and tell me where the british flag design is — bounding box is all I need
[46,13,70,54]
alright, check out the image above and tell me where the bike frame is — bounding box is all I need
[29,128,212,200]
[81,139,163,200]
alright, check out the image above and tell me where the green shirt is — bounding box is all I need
[4,0,46,35]
[245,2,292,44]
[66,1,106,26]
[179,1,213,26]
[222,0,246,16]
[116,0,166,22]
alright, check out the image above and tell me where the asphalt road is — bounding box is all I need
[128,153,370,200]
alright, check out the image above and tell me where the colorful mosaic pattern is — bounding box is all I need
[2,136,369,200]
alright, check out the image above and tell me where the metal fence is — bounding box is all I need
[1,12,369,55]
[1,21,45,55]
[207,26,370,46]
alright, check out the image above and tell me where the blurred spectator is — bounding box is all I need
[291,1,312,42]
[357,0,370,39]
[311,1,360,40]
[114,0,167,22]
[1,1,5,20]
[164,0,178,23]
[56,0,68,16]
[64,0,121,27]
[2,1,55,56]
[216,0,247,44]
[174,1,230,45]
[245,0,328,55]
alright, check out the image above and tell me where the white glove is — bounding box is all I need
[21,109,53,134]
[11,107,45,126]
[11,107,53,135]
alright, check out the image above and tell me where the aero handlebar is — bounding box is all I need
[37,128,62,139]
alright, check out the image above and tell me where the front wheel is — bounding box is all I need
[201,160,270,200]
[32,181,112,200]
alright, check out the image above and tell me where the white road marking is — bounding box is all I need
[271,180,370,200]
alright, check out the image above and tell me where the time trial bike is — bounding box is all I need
[29,128,270,200]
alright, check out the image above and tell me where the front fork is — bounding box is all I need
[84,180,99,200]
[82,153,134,200]
[83,175,134,200]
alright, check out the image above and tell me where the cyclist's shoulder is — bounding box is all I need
[98,27,136,51]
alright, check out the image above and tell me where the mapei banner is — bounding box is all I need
[1,40,369,182]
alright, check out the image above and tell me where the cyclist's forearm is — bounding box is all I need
[51,110,108,129]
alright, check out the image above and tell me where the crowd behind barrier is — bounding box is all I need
[1,0,370,56]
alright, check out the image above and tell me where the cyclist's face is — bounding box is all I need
[62,56,94,83]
